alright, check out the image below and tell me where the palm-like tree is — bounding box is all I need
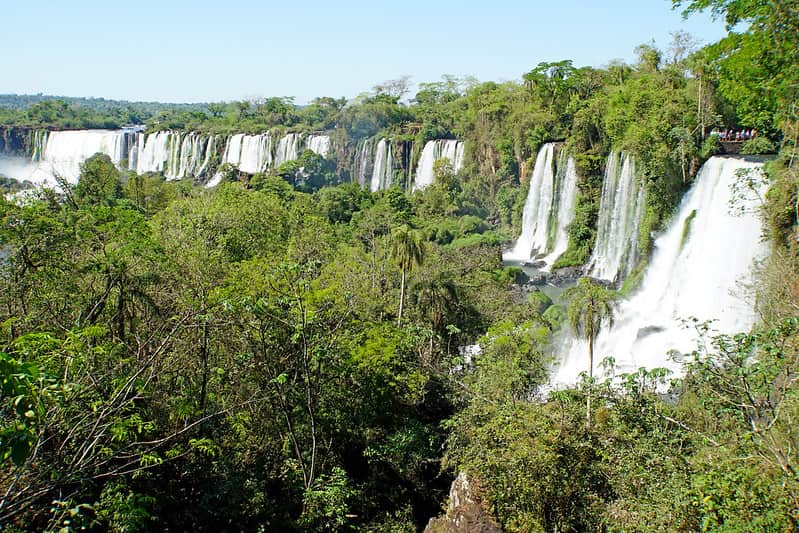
[564,277,618,425]
[390,224,426,325]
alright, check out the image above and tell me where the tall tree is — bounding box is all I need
[390,225,426,325]
[564,277,618,424]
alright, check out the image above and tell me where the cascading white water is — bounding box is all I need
[13,127,327,188]
[553,156,767,385]
[541,152,579,266]
[354,139,374,187]
[36,130,130,183]
[127,133,142,172]
[133,131,216,180]
[238,134,273,174]
[196,135,217,177]
[176,133,203,179]
[504,143,556,262]
[370,139,393,192]
[589,152,646,282]
[30,130,48,161]
[306,135,331,157]
[413,139,465,190]
[274,133,300,167]
[221,133,245,169]
[135,131,178,177]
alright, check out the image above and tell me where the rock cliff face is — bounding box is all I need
[424,473,501,533]
[0,126,34,156]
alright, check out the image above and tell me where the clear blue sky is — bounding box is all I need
[1,0,727,104]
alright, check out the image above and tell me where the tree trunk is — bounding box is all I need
[587,336,594,427]
[397,268,406,325]
[200,320,209,414]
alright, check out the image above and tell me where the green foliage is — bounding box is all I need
[541,302,567,331]
[0,9,797,530]
[0,351,56,466]
[300,467,358,531]
[527,290,553,315]
[700,134,723,158]
[740,135,776,154]
[675,0,799,135]
[74,153,123,204]
[564,278,618,355]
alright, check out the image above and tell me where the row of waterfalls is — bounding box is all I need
[3,127,766,388]
[505,142,766,386]
[9,128,465,190]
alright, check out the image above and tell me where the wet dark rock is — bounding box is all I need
[523,260,547,269]
[636,325,665,340]
[548,265,584,285]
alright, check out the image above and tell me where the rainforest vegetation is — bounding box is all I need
[0,0,798,531]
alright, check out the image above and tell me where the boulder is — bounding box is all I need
[548,265,584,285]
[425,473,502,533]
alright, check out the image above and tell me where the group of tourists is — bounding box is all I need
[710,128,757,141]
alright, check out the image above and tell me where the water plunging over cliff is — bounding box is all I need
[541,153,579,266]
[552,156,767,385]
[370,139,393,192]
[306,135,330,157]
[504,144,579,268]
[589,152,646,282]
[413,140,465,190]
[35,130,133,183]
[354,139,374,187]
[274,133,301,168]
[505,143,556,262]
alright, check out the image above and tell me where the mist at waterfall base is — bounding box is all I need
[552,157,767,387]
[0,157,44,185]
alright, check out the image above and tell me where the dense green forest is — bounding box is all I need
[1,0,798,531]
[0,95,207,130]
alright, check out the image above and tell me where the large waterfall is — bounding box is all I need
[31,130,135,183]
[588,152,646,282]
[370,139,393,192]
[306,135,331,157]
[504,143,579,268]
[553,156,767,385]
[220,133,273,174]
[353,139,374,187]
[135,131,178,177]
[274,133,301,167]
[7,128,334,187]
[413,139,465,190]
[541,153,579,266]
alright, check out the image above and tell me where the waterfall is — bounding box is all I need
[370,139,393,192]
[176,133,201,179]
[15,128,327,187]
[306,135,331,157]
[36,130,131,183]
[30,130,49,161]
[589,152,646,282]
[135,131,180,177]
[541,152,579,266]
[196,135,217,177]
[413,139,465,190]
[504,143,556,262]
[132,131,216,180]
[238,134,273,174]
[221,133,244,169]
[354,139,374,187]
[274,133,300,167]
[553,156,767,385]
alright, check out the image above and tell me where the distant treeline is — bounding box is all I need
[0,94,208,130]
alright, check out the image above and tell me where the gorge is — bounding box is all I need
[1,2,796,526]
